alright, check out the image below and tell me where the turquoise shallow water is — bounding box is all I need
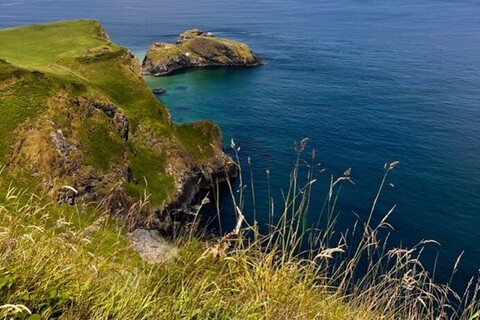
[1,0,480,291]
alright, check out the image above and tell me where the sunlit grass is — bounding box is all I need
[0,185,360,319]
[0,20,107,72]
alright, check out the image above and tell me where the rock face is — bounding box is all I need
[142,29,264,76]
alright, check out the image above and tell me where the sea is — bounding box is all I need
[1,0,479,293]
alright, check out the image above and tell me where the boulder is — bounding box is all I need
[152,87,166,94]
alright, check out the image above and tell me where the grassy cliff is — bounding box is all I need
[0,20,232,219]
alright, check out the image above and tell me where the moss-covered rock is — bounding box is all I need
[142,29,264,76]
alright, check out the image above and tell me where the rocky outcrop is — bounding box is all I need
[0,20,238,243]
[130,120,238,234]
[142,29,264,76]
[75,97,130,141]
[155,153,237,235]
[9,91,237,234]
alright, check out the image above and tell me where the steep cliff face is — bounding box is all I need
[142,29,264,76]
[0,20,236,231]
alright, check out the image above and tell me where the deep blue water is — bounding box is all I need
[1,0,479,292]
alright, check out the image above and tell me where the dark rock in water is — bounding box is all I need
[152,87,166,94]
[142,28,264,76]
[154,158,238,237]
[175,106,189,112]
[175,86,188,91]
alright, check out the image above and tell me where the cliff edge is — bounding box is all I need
[0,20,236,233]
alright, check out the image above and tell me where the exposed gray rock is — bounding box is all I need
[49,129,77,157]
[91,101,116,118]
[115,114,129,141]
[129,228,178,263]
[74,97,130,141]
[177,29,213,43]
[57,186,78,206]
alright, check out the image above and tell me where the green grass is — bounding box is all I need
[0,186,367,320]
[58,50,170,124]
[1,143,480,319]
[0,61,54,160]
[0,19,170,128]
[0,20,107,72]
[0,21,222,154]
[175,121,222,161]
[125,145,175,206]
[79,117,125,173]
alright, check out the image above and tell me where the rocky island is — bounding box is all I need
[142,29,264,76]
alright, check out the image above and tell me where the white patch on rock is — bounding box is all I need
[129,229,178,263]
[49,129,77,157]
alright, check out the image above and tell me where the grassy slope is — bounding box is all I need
[0,20,169,122]
[0,187,367,320]
[0,61,54,159]
[0,20,106,71]
[3,154,477,319]
[0,20,218,206]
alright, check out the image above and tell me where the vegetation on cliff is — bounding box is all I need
[0,20,234,228]
[0,185,362,319]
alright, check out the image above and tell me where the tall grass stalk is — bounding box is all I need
[222,139,480,319]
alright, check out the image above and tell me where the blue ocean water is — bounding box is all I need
[1,0,479,291]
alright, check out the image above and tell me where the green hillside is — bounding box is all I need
[0,20,229,213]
